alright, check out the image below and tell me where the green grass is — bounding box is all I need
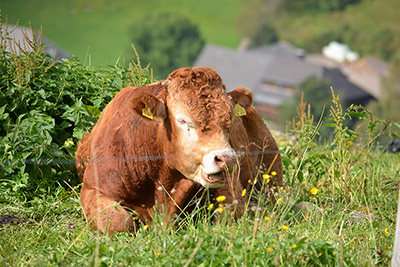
[1,116,398,265]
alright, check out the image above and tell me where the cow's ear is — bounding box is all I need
[130,93,166,122]
[228,86,254,111]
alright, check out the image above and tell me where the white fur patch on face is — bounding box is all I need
[174,111,199,144]
[170,108,234,189]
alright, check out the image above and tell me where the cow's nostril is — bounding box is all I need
[214,154,235,170]
[214,156,223,163]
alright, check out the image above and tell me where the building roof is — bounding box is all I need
[194,41,380,118]
[194,42,323,107]
[308,54,388,100]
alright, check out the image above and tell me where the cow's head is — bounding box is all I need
[130,67,252,188]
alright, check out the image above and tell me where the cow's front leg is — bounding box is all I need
[80,186,136,234]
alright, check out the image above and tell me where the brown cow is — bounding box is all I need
[75,67,283,234]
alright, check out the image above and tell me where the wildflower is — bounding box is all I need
[143,225,149,230]
[266,247,272,253]
[265,216,271,221]
[292,244,297,249]
[277,198,283,204]
[157,252,161,256]
[280,140,284,146]
[281,225,289,231]
[207,203,214,210]
[385,228,389,235]
[67,222,75,229]
[248,179,252,184]
[242,188,247,197]
[310,187,319,195]
[217,205,224,213]
[271,171,277,176]
[263,174,271,183]
[272,244,276,248]
[216,195,226,202]
[212,228,216,232]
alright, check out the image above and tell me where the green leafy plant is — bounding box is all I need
[0,22,152,200]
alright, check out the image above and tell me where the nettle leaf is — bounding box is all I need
[84,105,101,118]
[73,127,87,140]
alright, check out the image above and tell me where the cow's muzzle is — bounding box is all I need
[202,149,237,187]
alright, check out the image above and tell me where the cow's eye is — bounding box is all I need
[177,119,187,125]
[177,119,195,131]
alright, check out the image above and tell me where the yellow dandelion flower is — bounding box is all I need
[157,252,161,256]
[207,203,214,210]
[280,140,284,146]
[272,244,276,248]
[292,244,297,249]
[281,225,289,231]
[310,187,319,195]
[385,228,389,235]
[241,188,247,197]
[265,216,271,221]
[263,174,271,180]
[277,198,283,204]
[217,205,224,212]
[266,247,272,253]
[143,225,149,230]
[216,195,226,202]
[248,179,252,184]
[271,171,277,176]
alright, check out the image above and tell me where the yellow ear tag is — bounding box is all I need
[142,105,154,120]
[234,103,246,117]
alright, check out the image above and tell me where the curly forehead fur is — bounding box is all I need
[166,67,233,131]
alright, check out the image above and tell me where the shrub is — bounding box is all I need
[0,24,151,201]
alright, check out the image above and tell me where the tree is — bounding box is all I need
[251,23,278,47]
[236,0,281,47]
[127,12,204,79]
[280,77,331,122]
[279,77,333,138]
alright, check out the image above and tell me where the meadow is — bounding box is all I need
[0,22,399,266]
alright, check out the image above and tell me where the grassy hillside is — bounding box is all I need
[1,0,242,66]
